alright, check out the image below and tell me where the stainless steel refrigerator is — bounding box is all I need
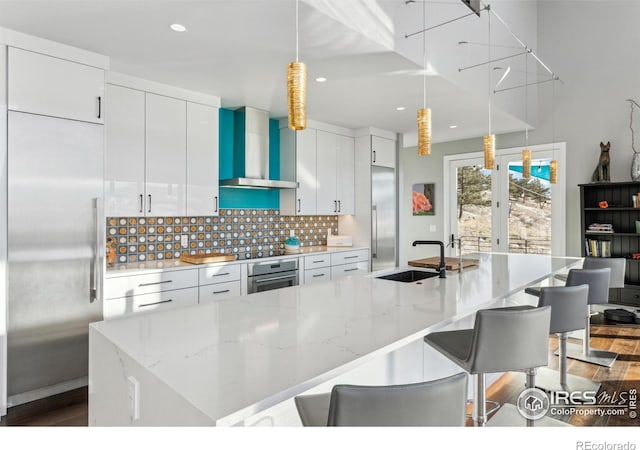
[371,165,396,271]
[7,110,104,403]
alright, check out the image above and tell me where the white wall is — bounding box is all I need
[399,1,640,262]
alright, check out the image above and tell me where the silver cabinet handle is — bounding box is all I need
[337,200,341,213]
[312,259,326,263]
[138,299,173,308]
[214,196,219,213]
[148,194,152,213]
[344,268,359,272]
[213,289,230,294]
[138,280,172,287]
[313,273,325,278]
[139,194,144,213]
[254,274,296,283]
[372,205,378,258]
[372,150,376,163]
[97,96,102,119]
[90,197,102,303]
[297,199,301,213]
[334,200,337,213]
[344,255,359,259]
[209,272,230,277]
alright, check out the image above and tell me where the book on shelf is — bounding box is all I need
[585,238,612,257]
[586,223,614,233]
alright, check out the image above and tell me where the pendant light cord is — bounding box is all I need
[422,0,426,108]
[525,53,528,142]
[295,0,299,62]
[487,7,492,135]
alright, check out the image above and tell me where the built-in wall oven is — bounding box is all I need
[247,258,299,294]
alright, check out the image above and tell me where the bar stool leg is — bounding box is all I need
[525,368,536,427]
[473,373,487,427]
[560,305,618,367]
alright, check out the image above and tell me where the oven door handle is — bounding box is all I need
[253,274,297,283]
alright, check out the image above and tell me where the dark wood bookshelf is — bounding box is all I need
[580,182,640,306]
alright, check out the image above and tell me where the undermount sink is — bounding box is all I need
[376,270,440,283]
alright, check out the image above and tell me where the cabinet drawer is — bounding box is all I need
[330,249,369,266]
[305,267,331,284]
[199,281,241,303]
[331,262,369,280]
[103,287,198,319]
[199,264,241,286]
[105,269,198,299]
[617,286,640,306]
[304,254,331,269]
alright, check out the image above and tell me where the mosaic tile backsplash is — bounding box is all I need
[107,209,339,264]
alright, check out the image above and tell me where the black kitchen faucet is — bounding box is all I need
[411,240,446,278]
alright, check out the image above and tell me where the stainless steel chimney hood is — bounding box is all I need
[219,107,298,189]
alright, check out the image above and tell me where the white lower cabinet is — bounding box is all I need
[304,267,331,285]
[103,287,199,319]
[331,262,369,280]
[105,269,199,300]
[198,281,241,303]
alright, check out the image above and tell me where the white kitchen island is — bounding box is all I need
[88,253,580,426]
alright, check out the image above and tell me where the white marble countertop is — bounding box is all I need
[90,252,581,426]
[106,246,365,277]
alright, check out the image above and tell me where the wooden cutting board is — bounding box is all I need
[179,253,237,264]
[408,256,479,271]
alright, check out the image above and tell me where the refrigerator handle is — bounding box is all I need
[372,205,378,258]
[90,197,102,303]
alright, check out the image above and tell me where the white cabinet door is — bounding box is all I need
[316,130,338,215]
[186,102,219,216]
[8,47,104,124]
[145,93,186,216]
[105,84,146,217]
[198,281,241,303]
[296,128,317,215]
[336,134,355,215]
[371,136,395,168]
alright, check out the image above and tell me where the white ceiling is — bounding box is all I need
[0,0,529,143]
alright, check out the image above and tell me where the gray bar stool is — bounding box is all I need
[534,284,601,396]
[562,258,626,367]
[294,371,467,426]
[423,305,551,427]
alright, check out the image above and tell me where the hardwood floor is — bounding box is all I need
[1,323,638,427]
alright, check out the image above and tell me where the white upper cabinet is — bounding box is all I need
[105,84,145,217]
[371,136,395,168]
[316,131,355,215]
[280,127,317,215]
[336,134,355,215]
[186,102,219,216]
[145,93,187,216]
[316,130,338,215]
[8,47,104,124]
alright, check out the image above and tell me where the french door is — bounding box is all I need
[445,143,566,256]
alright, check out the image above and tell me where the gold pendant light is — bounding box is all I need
[522,149,531,178]
[550,159,558,184]
[417,0,431,155]
[484,134,495,169]
[418,108,431,156]
[287,0,306,131]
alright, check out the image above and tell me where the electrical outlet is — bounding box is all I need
[181,235,188,248]
[127,376,140,420]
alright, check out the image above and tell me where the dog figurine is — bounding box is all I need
[591,141,611,182]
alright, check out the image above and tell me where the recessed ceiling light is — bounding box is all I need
[170,23,187,32]
[396,106,406,111]
[315,77,327,83]
[449,125,458,129]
